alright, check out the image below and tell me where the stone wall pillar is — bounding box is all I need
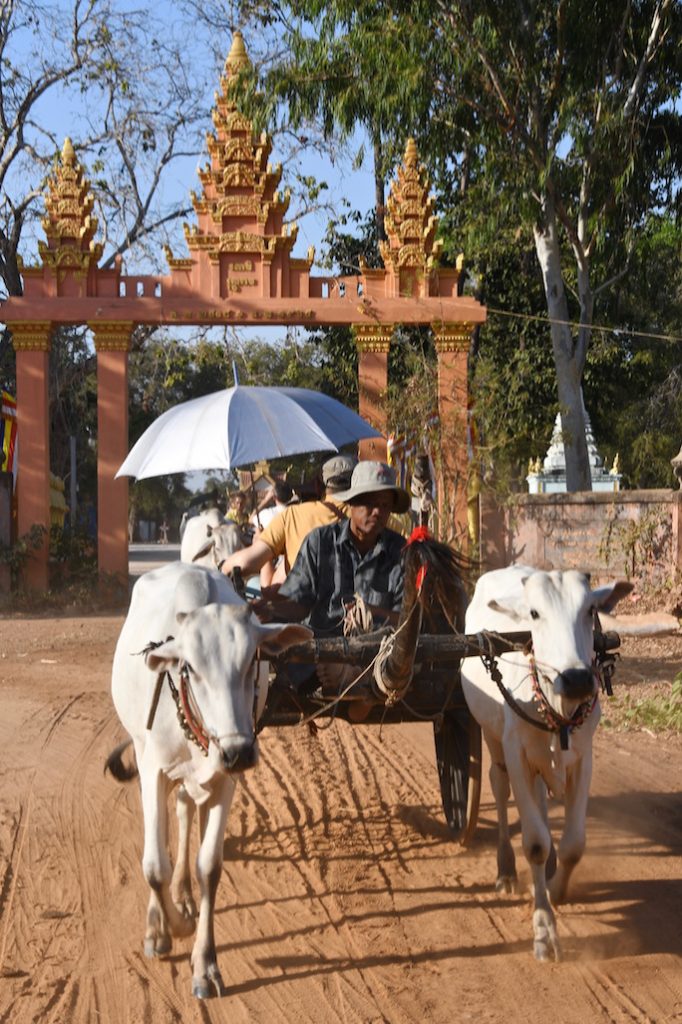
[432,322,473,547]
[353,324,392,461]
[91,322,133,581]
[10,322,53,590]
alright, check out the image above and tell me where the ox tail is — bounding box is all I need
[104,738,138,782]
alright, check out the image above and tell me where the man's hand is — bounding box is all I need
[251,588,307,624]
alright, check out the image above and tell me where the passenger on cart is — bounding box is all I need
[220,454,357,586]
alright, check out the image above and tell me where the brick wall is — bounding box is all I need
[479,488,682,583]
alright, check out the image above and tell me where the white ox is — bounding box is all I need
[461,566,632,961]
[108,561,310,998]
[179,508,243,569]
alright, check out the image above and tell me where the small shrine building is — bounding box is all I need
[527,406,622,494]
[2,32,485,589]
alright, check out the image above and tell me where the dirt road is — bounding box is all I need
[0,613,681,1024]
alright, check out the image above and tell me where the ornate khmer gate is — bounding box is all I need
[3,33,485,589]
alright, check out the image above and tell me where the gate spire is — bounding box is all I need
[21,137,103,294]
[175,30,313,297]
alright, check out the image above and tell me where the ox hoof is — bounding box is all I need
[532,909,561,962]
[534,939,562,963]
[192,966,225,1000]
[174,895,197,920]
[144,934,171,958]
[495,875,517,894]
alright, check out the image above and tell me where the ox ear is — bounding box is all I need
[254,622,314,657]
[191,536,215,562]
[488,595,526,622]
[145,638,182,672]
[592,579,634,613]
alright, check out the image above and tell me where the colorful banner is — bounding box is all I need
[1,391,17,476]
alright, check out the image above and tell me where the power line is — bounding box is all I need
[485,305,682,344]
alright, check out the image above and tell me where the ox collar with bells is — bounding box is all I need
[478,637,598,750]
[528,654,598,750]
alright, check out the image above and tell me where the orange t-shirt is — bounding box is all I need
[259,499,347,572]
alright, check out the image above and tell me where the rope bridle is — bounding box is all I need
[168,663,210,754]
[140,638,261,757]
[476,633,604,751]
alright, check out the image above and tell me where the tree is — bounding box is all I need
[232,0,682,491]
[583,213,682,488]
[432,0,681,490]
[0,0,210,377]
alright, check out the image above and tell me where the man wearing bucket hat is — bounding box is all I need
[220,453,357,584]
[256,460,409,638]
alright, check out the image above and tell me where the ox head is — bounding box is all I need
[489,570,633,708]
[191,522,243,567]
[145,604,311,773]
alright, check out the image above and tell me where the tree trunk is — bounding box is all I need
[533,196,591,492]
[372,130,386,243]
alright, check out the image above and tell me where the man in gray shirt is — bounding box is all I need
[256,460,409,636]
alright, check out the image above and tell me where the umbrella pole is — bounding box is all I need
[249,467,262,530]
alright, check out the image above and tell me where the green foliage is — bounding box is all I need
[598,506,672,584]
[583,215,682,489]
[49,524,98,588]
[384,326,438,442]
[459,229,558,492]
[48,326,98,510]
[610,678,682,735]
[128,474,193,540]
[0,524,47,588]
[237,0,682,493]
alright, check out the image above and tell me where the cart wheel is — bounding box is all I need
[433,710,482,845]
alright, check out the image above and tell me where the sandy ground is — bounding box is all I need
[0,609,681,1024]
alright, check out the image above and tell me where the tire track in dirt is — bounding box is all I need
[47,700,130,1023]
[238,727,398,1022]
[222,723,426,1023]
[581,966,659,1024]
[0,693,108,1021]
[241,720,480,1024]
[2,615,682,1024]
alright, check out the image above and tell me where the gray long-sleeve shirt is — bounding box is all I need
[278,518,405,636]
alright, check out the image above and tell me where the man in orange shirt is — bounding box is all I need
[220,454,356,583]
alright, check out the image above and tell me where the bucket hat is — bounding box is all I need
[322,453,357,489]
[333,460,410,514]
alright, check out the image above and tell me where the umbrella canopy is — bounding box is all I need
[116,385,382,481]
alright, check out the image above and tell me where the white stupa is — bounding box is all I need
[527,402,622,493]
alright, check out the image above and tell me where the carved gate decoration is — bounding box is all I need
[3,32,485,589]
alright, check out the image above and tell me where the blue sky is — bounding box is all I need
[7,6,378,492]
[16,7,376,280]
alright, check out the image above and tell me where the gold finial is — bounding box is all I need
[61,137,76,166]
[226,30,250,72]
[404,137,418,166]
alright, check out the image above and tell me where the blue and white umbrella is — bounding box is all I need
[116,385,381,480]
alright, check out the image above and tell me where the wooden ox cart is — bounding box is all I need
[253,535,622,845]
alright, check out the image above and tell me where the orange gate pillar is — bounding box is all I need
[433,322,473,548]
[92,322,132,581]
[10,321,53,590]
[353,324,392,462]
